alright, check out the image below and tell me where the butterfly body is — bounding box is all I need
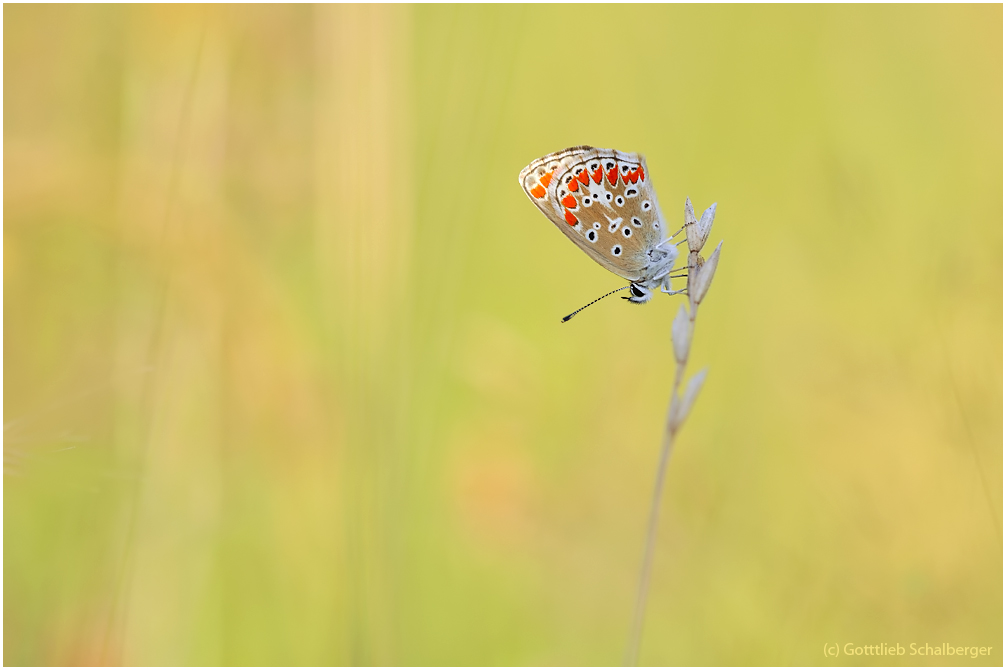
[518,146,678,304]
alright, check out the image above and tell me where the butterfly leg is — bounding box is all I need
[662,232,688,247]
[659,274,687,296]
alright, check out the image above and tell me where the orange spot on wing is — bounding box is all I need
[577,170,590,185]
[540,171,553,188]
[568,179,579,192]
[607,167,619,185]
[561,195,577,208]
[530,184,546,199]
[564,209,578,226]
[591,167,603,184]
[629,168,640,184]
[638,168,644,182]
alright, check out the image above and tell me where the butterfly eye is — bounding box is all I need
[615,196,625,207]
[611,244,622,256]
[630,284,645,298]
[586,230,598,243]
[622,227,632,238]
[631,217,642,227]
[642,201,652,211]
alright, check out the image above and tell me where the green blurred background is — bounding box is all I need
[4,4,1002,666]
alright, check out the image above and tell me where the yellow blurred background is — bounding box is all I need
[4,4,1001,665]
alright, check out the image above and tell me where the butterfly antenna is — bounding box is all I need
[561,285,631,323]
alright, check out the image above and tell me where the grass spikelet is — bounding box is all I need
[626,198,724,666]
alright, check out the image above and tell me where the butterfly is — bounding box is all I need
[518,146,682,319]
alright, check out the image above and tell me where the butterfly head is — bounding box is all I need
[625,283,652,304]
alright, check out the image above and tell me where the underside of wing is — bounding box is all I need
[519,146,668,281]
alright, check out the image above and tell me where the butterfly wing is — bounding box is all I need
[519,146,669,282]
